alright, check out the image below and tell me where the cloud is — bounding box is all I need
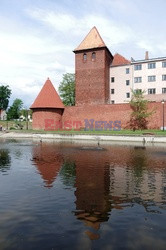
[1,0,166,107]
[27,8,134,47]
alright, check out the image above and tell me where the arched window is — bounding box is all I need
[83,53,87,61]
[92,52,96,60]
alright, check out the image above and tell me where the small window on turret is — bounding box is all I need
[92,52,96,60]
[83,53,87,61]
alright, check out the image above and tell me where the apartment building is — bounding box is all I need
[110,52,166,103]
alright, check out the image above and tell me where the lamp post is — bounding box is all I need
[162,99,165,131]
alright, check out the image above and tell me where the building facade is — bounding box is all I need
[110,53,166,104]
[31,27,166,130]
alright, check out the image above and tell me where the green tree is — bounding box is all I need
[7,98,23,120]
[59,73,75,106]
[129,90,154,130]
[0,85,12,110]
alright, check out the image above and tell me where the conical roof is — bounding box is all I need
[74,26,106,51]
[111,53,131,66]
[30,78,64,109]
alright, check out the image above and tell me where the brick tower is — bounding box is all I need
[74,26,113,106]
[30,78,64,130]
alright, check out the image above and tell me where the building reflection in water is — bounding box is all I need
[73,149,111,240]
[32,143,63,188]
[32,142,166,240]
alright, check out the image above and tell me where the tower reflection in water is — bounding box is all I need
[32,143,63,188]
[32,143,166,240]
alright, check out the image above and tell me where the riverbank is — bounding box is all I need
[1,131,166,144]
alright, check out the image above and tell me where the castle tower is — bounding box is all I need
[30,78,64,130]
[74,26,113,106]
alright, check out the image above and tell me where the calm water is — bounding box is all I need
[0,139,166,250]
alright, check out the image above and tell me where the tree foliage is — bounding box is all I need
[0,85,12,110]
[7,98,23,120]
[58,73,75,106]
[129,90,154,130]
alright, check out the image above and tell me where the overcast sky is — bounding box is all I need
[0,0,166,107]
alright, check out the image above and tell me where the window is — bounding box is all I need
[135,89,142,94]
[148,63,156,69]
[111,100,115,104]
[92,52,96,60]
[134,64,142,70]
[111,77,115,83]
[111,89,115,94]
[148,75,156,82]
[126,68,130,74]
[126,92,130,98]
[134,77,142,83]
[162,88,166,93]
[162,62,166,68]
[148,88,156,94]
[162,75,166,81]
[83,53,87,61]
[126,80,130,86]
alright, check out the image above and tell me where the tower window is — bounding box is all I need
[92,52,96,60]
[83,53,87,61]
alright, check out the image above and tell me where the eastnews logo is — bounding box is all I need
[45,119,121,131]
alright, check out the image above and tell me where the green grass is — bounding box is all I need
[1,120,166,136]
[6,128,166,136]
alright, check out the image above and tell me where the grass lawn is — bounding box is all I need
[1,120,166,136]
[4,128,166,136]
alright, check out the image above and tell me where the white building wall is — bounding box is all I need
[133,60,166,95]
[110,64,132,104]
[110,58,166,103]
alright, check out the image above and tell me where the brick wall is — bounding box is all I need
[32,108,63,130]
[62,102,165,130]
[75,48,113,106]
[32,102,166,130]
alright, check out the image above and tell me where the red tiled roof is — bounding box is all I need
[30,78,64,109]
[111,53,131,66]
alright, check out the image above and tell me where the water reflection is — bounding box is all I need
[0,149,11,174]
[31,143,166,242]
[32,144,63,188]
[8,141,165,249]
[61,145,166,241]
[59,161,76,187]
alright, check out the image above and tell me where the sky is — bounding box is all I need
[1,0,166,107]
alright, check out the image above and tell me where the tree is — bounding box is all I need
[59,73,75,106]
[129,90,154,130]
[7,98,23,120]
[0,85,12,110]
